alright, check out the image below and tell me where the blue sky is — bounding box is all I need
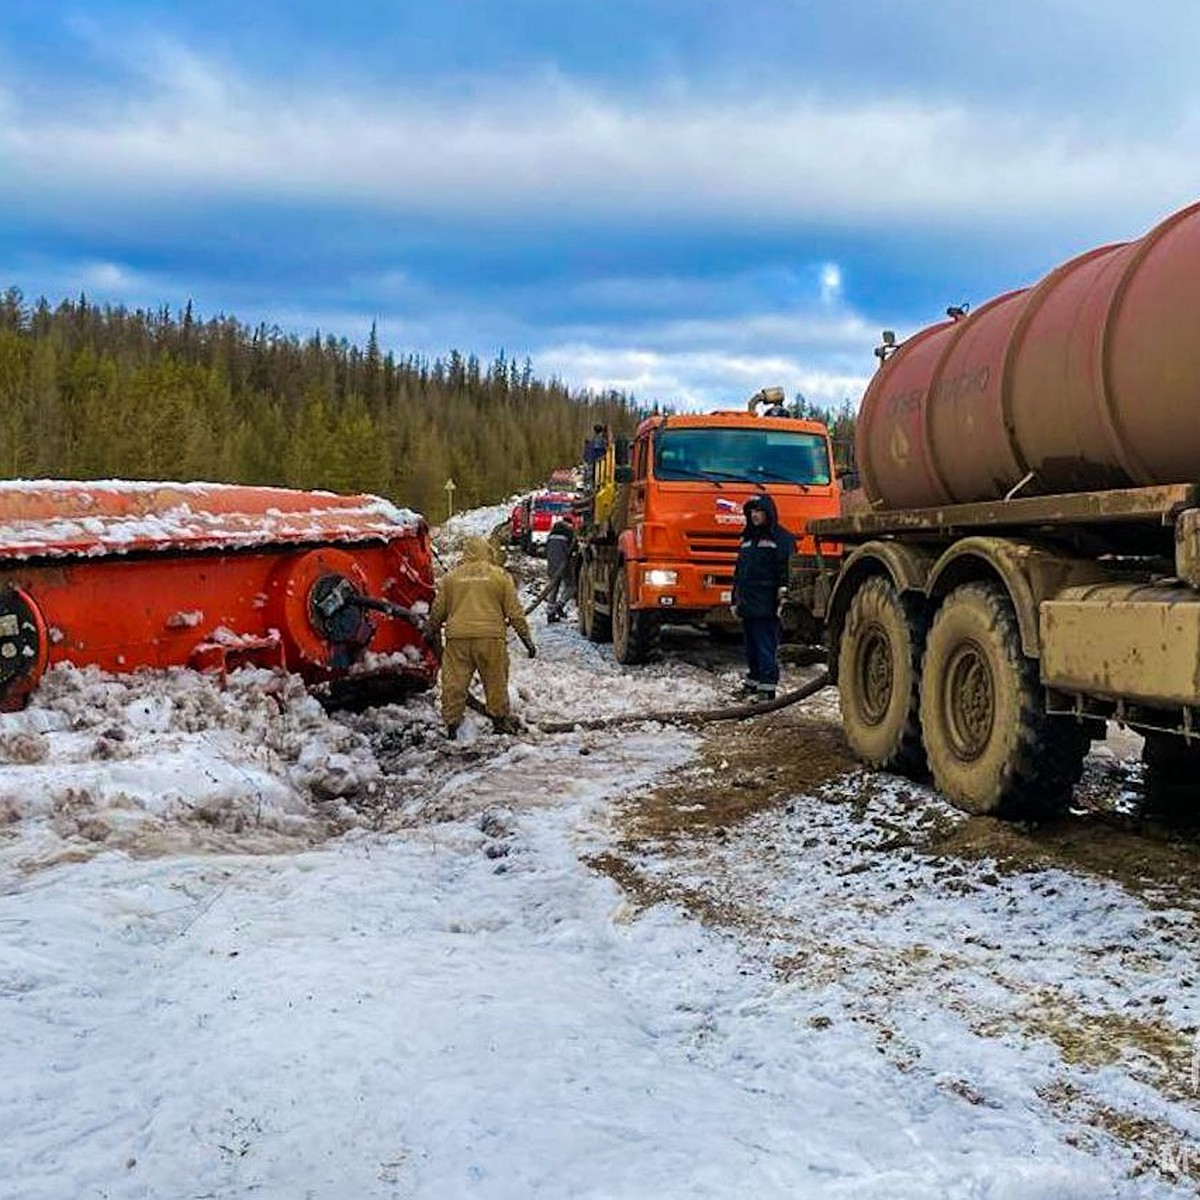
[2,2,1198,409]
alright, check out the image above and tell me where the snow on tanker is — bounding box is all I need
[792,198,1200,816]
[0,480,438,710]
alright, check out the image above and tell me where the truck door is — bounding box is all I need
[631,435,649,523]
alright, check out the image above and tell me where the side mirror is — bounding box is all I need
[614,465,634,484]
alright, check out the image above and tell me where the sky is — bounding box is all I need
[1,2,1198,410]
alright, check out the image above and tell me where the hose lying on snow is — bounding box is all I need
[467,671,831,733]
[522,565,565,617]
[466,541,833,731]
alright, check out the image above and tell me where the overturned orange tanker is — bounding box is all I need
[0,480,438,710]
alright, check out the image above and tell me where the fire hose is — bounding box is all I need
[338,558,833,733]
[487,558,832,732]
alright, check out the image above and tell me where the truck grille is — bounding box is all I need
[685,530,742,560]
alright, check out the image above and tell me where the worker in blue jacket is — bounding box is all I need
[732,495,795,701]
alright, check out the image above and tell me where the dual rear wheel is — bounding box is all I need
[839,577,1089,818]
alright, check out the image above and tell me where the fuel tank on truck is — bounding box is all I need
[856,200,1200,509]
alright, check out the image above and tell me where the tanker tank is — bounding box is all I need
[856,200,1200,510]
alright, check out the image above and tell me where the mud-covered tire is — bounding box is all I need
[837,575,927,777]
[611,567,659,665]
[577,557,611,644]
[920,581,1089,818]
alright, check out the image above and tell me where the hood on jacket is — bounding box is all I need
[742,493,780,534]
[460,536,494,564]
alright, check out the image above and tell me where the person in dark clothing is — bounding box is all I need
[544,519,577,622]
[731,495,795,700]
[583,424,608,490]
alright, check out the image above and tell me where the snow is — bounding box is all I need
[1,506,1198,1197]
[0,479,422,559]
[433,501,514,556]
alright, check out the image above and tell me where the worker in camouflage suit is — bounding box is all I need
[428,536,536,738]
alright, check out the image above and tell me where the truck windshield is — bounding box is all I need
[653,428,832,486]
[535,498,573,513]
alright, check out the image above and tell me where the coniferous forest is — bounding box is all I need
[0,289,641,519]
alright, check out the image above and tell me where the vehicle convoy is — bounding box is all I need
[574,390,842,664]
[0,480,438,711]
[793,198,1200,816]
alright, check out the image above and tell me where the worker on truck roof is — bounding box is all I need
[732,495,795,702]
[428,536,536,738]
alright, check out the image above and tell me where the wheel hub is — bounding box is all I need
[943,640,995,761]
[856,624,893,725]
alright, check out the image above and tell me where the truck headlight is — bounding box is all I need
[644,568,678,588]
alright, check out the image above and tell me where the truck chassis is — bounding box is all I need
[803,483,1200,817]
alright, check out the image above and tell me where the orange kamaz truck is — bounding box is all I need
[575,390,842,663]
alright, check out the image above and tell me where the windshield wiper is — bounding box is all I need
[660,466,725,488]
[746,466,810,492]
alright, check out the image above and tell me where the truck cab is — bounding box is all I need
[576,399,842,662]
[526,491,578,553]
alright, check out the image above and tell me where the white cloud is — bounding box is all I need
[535,342,868,411]
[819,263,842,306]
[0,49,1197,235]
[78,261,146,292]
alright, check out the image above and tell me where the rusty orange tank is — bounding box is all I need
[0,480,438,710]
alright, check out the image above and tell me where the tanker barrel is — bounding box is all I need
[856,200,1200,509]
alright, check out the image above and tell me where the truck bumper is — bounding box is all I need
[632,561,735,617]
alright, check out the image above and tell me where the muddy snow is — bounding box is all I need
[4,510,1200,1198]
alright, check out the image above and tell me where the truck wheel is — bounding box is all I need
[837,575,926,776]
[920,581,1088,818]
[577,558,611,644]
[611,568,659,664]
[1141,734,1200,818]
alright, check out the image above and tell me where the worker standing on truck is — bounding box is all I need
[428,536,536,738]
[583,424,607,490]
[544,519,576,623]
[732,495,795,701]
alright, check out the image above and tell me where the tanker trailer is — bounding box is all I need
[801,199,1200,817]
[0,480,439,712]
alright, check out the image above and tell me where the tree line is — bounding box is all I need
[0,289,639,519]
[0,288,859,517]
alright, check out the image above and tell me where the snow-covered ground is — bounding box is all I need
[3,512,1200,1198]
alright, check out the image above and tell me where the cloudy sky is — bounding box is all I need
[2,2,1198,409]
